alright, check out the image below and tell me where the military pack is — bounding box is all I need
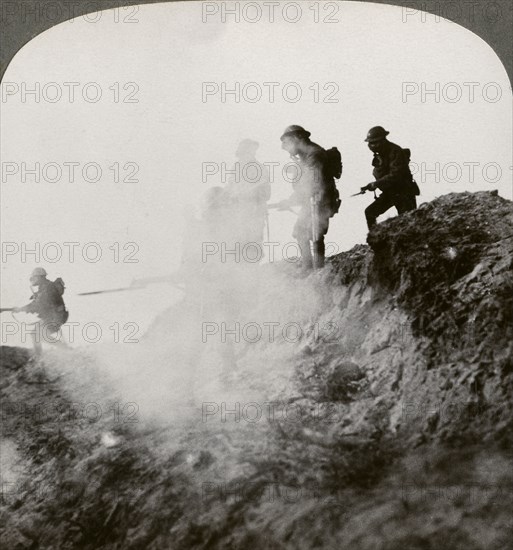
[324,147,342,216]
[325,147,343,180]
[402,148,420,196]
[53,277,66,296]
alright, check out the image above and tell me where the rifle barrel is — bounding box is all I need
[267,202,297,214]
[77,287,132,296]
[77,274,185,296]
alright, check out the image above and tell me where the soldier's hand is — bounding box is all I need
[364,182,377,191]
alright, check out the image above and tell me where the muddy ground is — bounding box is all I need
[1,191,512,549]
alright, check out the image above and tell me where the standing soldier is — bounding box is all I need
[225,139,271,247]
[277,125,341,270]
[361,126,419,229]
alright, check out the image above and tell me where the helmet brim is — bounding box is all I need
[365,131,389,142]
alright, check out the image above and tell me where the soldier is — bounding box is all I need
[361,126,419,229]
[13,267,69,356]
[225,139,271,246]
[277,125,341,270]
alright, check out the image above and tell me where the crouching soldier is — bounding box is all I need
[277,125,341,270]
[13,267,69,356]
[361,126,419,229]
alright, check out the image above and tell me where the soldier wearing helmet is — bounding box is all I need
[278,125,338,270]
[361,126,418,229]
[13,268,69,356]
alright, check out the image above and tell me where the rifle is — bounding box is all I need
[77,287,137,296]
[351,183,380,198]
[77,274,185,296]
[0,308,14,313]
[267,202,297,214]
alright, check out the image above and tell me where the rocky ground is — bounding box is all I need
[1,190,512,549]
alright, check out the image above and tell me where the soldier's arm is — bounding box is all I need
[374,148,409,192]
[18,294,40,314]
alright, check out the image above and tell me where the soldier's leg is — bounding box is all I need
[41,321,62,347]
[52,327,71,349]
[312,236,325,268]
[298,233,313,269]
[29,322,43,357]
[312,216,329,269]
[395,194,417,215]
[293,210,313,269]
[365,194,395,229]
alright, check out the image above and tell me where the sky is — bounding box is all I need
[1,0,512,311]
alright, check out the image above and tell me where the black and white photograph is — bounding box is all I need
[1,0,512,548]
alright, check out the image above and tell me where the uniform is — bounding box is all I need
[289,143,334,269]
[22,278,67,331]
[365,140,417,228]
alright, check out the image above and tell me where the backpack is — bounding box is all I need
[53,278,69,326]
[325,147,343,179]
[53,277,66,296]
[324,147,342,216]
[402,148,420,196]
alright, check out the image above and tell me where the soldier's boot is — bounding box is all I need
[396,195,417,214]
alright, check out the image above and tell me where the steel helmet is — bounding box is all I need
[280,125,311,141]
[365,126,390,142]
[30,267,47,278]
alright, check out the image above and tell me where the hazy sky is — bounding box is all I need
[1,0,511,307]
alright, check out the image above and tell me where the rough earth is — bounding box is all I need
[1,191,512,549]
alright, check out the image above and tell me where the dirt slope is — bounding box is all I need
[1,191,512,549]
